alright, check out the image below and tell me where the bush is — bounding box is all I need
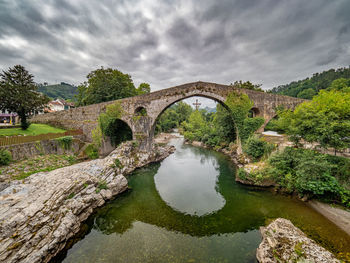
[237,168,248,180]
[84,144,99,159]
[241,117,264,141]
[244,136,274,161]
[268,147,350,207]
[264,118,285,133]
[0,149,12,165]
[56,136,73,150]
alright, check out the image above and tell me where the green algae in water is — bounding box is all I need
[57,138,350,263]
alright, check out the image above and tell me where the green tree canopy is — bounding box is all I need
[180,92,262,148]
[328,78,350,92]
[232,80,263,92]
[0,65,50,129]
[277,89,350,151]
[156,101,193,133]
[136,83,151,95]
[297,88,317,99]
[76,67,148,106]
[271,67,350,98]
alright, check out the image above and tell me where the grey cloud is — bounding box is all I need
[0,0,349,90]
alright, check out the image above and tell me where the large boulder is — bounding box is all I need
[256,218,340,263]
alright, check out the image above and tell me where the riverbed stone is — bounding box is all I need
[256,218,340,263]
[0,142,175,263]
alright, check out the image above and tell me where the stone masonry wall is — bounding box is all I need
[0,136,85,161]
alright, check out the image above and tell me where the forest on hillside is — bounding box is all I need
[37,82,78,100]
[270,67,350,99]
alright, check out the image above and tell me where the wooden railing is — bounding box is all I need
[0,129,83,146]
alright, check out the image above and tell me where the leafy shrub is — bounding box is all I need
[244,136,274,161]
[56,136,73,150]
[96,180,108,193]
[91,126,103,148]
[0,149,12,165]
[241,117,264,141]
[237,168,248,180]
[114,158,124,169]
[268,147,350,207]
[84,144,99,159]
[264,118,285,133]
[325,155,350,188]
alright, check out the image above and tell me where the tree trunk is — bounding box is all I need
[19,110,29,130]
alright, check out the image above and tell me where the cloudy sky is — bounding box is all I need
[0,0,350,94]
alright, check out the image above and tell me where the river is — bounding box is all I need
[55,137,350,262]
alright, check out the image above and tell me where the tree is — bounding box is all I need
[223,91,253,141]
[0,65,50,129]
[75,67,138,106]
[182,110,206,141]
[232,80,263,92]
[328,78,350,92]
[277,89,350,151]
[136,83,151,95]
[156,101,193,133]
[271,67,350,98]
[297,88,316,99]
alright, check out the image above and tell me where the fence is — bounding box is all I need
[0,129,83,147]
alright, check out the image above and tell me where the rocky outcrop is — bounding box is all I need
[0,142,175,263]
[256,218,340,263]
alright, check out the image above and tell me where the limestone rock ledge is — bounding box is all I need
[256,218,339,263]
[0,142,175,263]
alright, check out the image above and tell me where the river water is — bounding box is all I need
[56,138,350,262]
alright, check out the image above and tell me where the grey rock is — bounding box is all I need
[0,142,174,263]
[256,218,340,263]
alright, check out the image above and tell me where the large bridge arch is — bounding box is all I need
[148,92,233,140]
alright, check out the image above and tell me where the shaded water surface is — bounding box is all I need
[57,138,350,263]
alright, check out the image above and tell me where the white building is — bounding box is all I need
[46,99,74,113]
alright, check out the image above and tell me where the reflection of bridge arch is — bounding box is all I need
[90,156,266,237]
[31,81,306,151]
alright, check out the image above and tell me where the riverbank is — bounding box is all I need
[0,141,175,263]
[185,138,350,260]
[154,132,181,144]
[308,200,350,237]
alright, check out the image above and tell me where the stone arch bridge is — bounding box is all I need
[31,81,305,151]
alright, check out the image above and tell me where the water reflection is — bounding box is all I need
[56,138,350,263]
[154,138,225,216]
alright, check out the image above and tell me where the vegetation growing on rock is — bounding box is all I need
[0,149,12,166]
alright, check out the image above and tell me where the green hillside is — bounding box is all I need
[38,82,78,100]
[270,67,350,99]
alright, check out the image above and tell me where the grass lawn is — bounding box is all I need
[0,124,66,137]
